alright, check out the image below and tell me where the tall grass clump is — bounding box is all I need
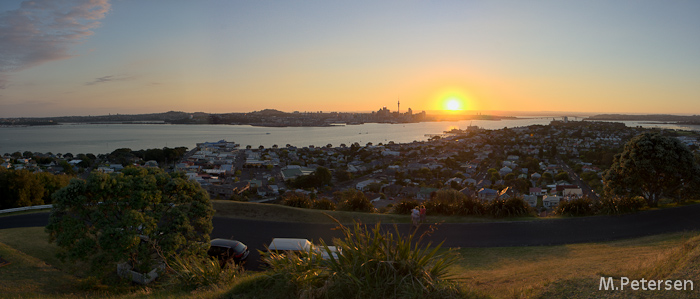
[282,191,313,209]
[486,197,533,218]
[312,198,337,211]
[165,255,242,291]
[395,191,484,216]
[556,197,597,216]
[251,218,470,299]
[596,196,645,215]
[455,196,485,216]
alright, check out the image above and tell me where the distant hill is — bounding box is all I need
[586,114,700,123]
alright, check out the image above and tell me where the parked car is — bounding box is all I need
[261,238,340,261]
[208,238,249,265]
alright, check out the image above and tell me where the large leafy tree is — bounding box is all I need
[603,133,700,207]
[46,167,214,277]
[0,169,71,209]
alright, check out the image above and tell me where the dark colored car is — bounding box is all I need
[208,238,249,265]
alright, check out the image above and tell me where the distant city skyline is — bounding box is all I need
[1,0,700,117]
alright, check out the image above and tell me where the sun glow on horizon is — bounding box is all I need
[446,98,462,111]
[430,87,475,112]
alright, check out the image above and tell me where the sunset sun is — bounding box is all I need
[445,98,462,111]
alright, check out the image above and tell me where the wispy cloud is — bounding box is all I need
[0,0,111,89]
[85,74,131,86]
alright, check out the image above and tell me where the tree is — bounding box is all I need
[46,167,214,278]
[366,182,383,193]
[603,133,700,207]
[0,169,72,209]
[541,172,553,184]
[314,166,332,186]
[334,169,352,182]
[0,169,43,208]
[554,171,570,182]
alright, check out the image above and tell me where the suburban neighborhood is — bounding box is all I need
[6,119,698,213]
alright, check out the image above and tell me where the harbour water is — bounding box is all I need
[1,118,698,155]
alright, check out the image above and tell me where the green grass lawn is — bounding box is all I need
[211,200,540,224]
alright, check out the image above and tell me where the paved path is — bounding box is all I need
[3,204,700,270]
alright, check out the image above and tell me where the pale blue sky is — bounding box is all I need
[1,0,699,117]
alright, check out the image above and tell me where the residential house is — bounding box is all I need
[499,166,513,177]
[563,188,583,198]
[529,187,545,196]
[543,195,561,208]
[445,177,463,186]
[356,179,379,191]
[207,182,250,199]
[382,184,403,197]
[476,179,492,189]
[109,164,125,172]
[523,195,538,207]
[400,186,420,198]
[477,188,498,202]
[459,187,476,198]
[280,165,315,180]
[96,167,114,173]
[144,160,159,168]
[417,188,438,200]
[498,187,517,199]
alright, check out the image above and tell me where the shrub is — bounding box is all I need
[393,199,420,214]
[282,192,312,209]
[337,189,373,212]
[596,196,645,215]
[486,197,533,218]
[312,198,337,210]
[556,197,597,216]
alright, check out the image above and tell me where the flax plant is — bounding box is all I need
[260,216,469,299]
[165,254,242,290]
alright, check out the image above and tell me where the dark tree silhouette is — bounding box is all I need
[603,133,700,207]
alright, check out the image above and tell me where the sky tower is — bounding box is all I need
[397,98,400,114]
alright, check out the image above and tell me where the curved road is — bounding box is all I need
[3,204,700,270]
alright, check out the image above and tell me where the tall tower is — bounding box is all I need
[397,98,400,114]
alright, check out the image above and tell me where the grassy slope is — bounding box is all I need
[453,232,700,298]
[1,202,699,298]
[1,227,698,298]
